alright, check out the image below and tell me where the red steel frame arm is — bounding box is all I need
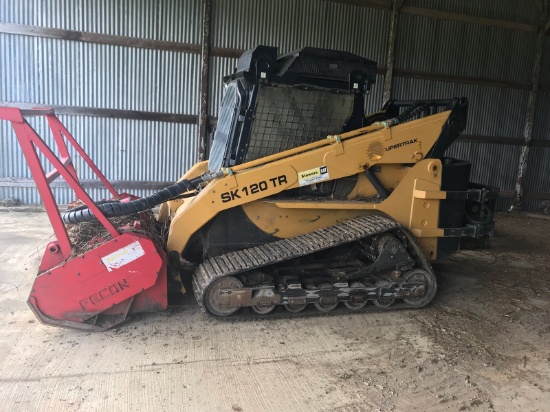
[11,122,74,258]
[45,114,119,198]
[1,108,120,258]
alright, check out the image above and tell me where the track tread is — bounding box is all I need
[193,215,403,313]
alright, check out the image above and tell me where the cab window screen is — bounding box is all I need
[245,85,354,162]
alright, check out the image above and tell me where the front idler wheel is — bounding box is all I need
[204,276,243,316]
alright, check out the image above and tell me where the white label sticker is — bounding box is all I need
[298,166,329,187]
[101,241,145,272]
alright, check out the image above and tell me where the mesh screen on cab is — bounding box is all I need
[245,85,354,162]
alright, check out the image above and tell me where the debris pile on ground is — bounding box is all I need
[0,198,22,206]
[67,210,166,257]
[539,200,550,215]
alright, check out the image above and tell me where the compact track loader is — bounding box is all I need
[2,46,496,330]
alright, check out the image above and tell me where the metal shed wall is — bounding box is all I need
[0,0,203,203]
[405,0,541,25]
[393,11,540,209]
[208,0,390,118]
[1,0,549,211]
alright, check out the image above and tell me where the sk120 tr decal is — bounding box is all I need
[221,175,288,203]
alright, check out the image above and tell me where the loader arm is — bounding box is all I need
[167,109,455,258]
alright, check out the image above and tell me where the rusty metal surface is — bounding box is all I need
[198,0,211,162]
[513,6,548,209]
[382,0,403,103]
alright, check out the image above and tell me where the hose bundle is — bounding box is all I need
[63,171,223,224]
[384,101,431,127]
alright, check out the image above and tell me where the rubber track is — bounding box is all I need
[193,215,402,315]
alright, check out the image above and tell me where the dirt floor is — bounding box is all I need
[0,209,548,412]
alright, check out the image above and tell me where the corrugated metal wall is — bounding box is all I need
[1,0,549,211]
[208,0,389,117]
[524,33,550,211]
[1,0,203,40]
[405,0,541,25]
[0,0,203,203]
[394,10,539,209]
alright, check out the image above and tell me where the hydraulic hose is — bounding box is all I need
[383,101,431,127]
[62,170,224,224]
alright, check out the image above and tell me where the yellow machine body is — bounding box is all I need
[161,111,451,261]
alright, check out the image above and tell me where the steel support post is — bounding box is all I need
[512,4,548,209]
[382,0,403,104]
[197,0,212,162]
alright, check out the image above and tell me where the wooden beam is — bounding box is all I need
[198,0,212,162]
[0,22,244,59]
[513,7,548,210]
[393,68,532,90]
[523,192,550,200]
[531,139,550,147]
[327,0,391,11]
[191,120,550,148]
[498,191,515,198]
[400,5,539,33]
[212,47,243,59]
[328,1,541,33]
[0,177,173,191]
[5,177,550,201]
[458,135,525,145]
[0,22,202,53]
[0,102,197,124]
[382,0,403,104]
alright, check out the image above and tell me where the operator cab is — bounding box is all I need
[208,46,378,173]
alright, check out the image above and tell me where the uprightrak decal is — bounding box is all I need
[298,165,329,187]
[385,138,418,152]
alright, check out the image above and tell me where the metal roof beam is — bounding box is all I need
[382,0,403,104]
[400,5,538,33]
[328,1,540,33]
[512,5,549,210]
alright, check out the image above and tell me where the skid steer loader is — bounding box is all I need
[1,46,496,330]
